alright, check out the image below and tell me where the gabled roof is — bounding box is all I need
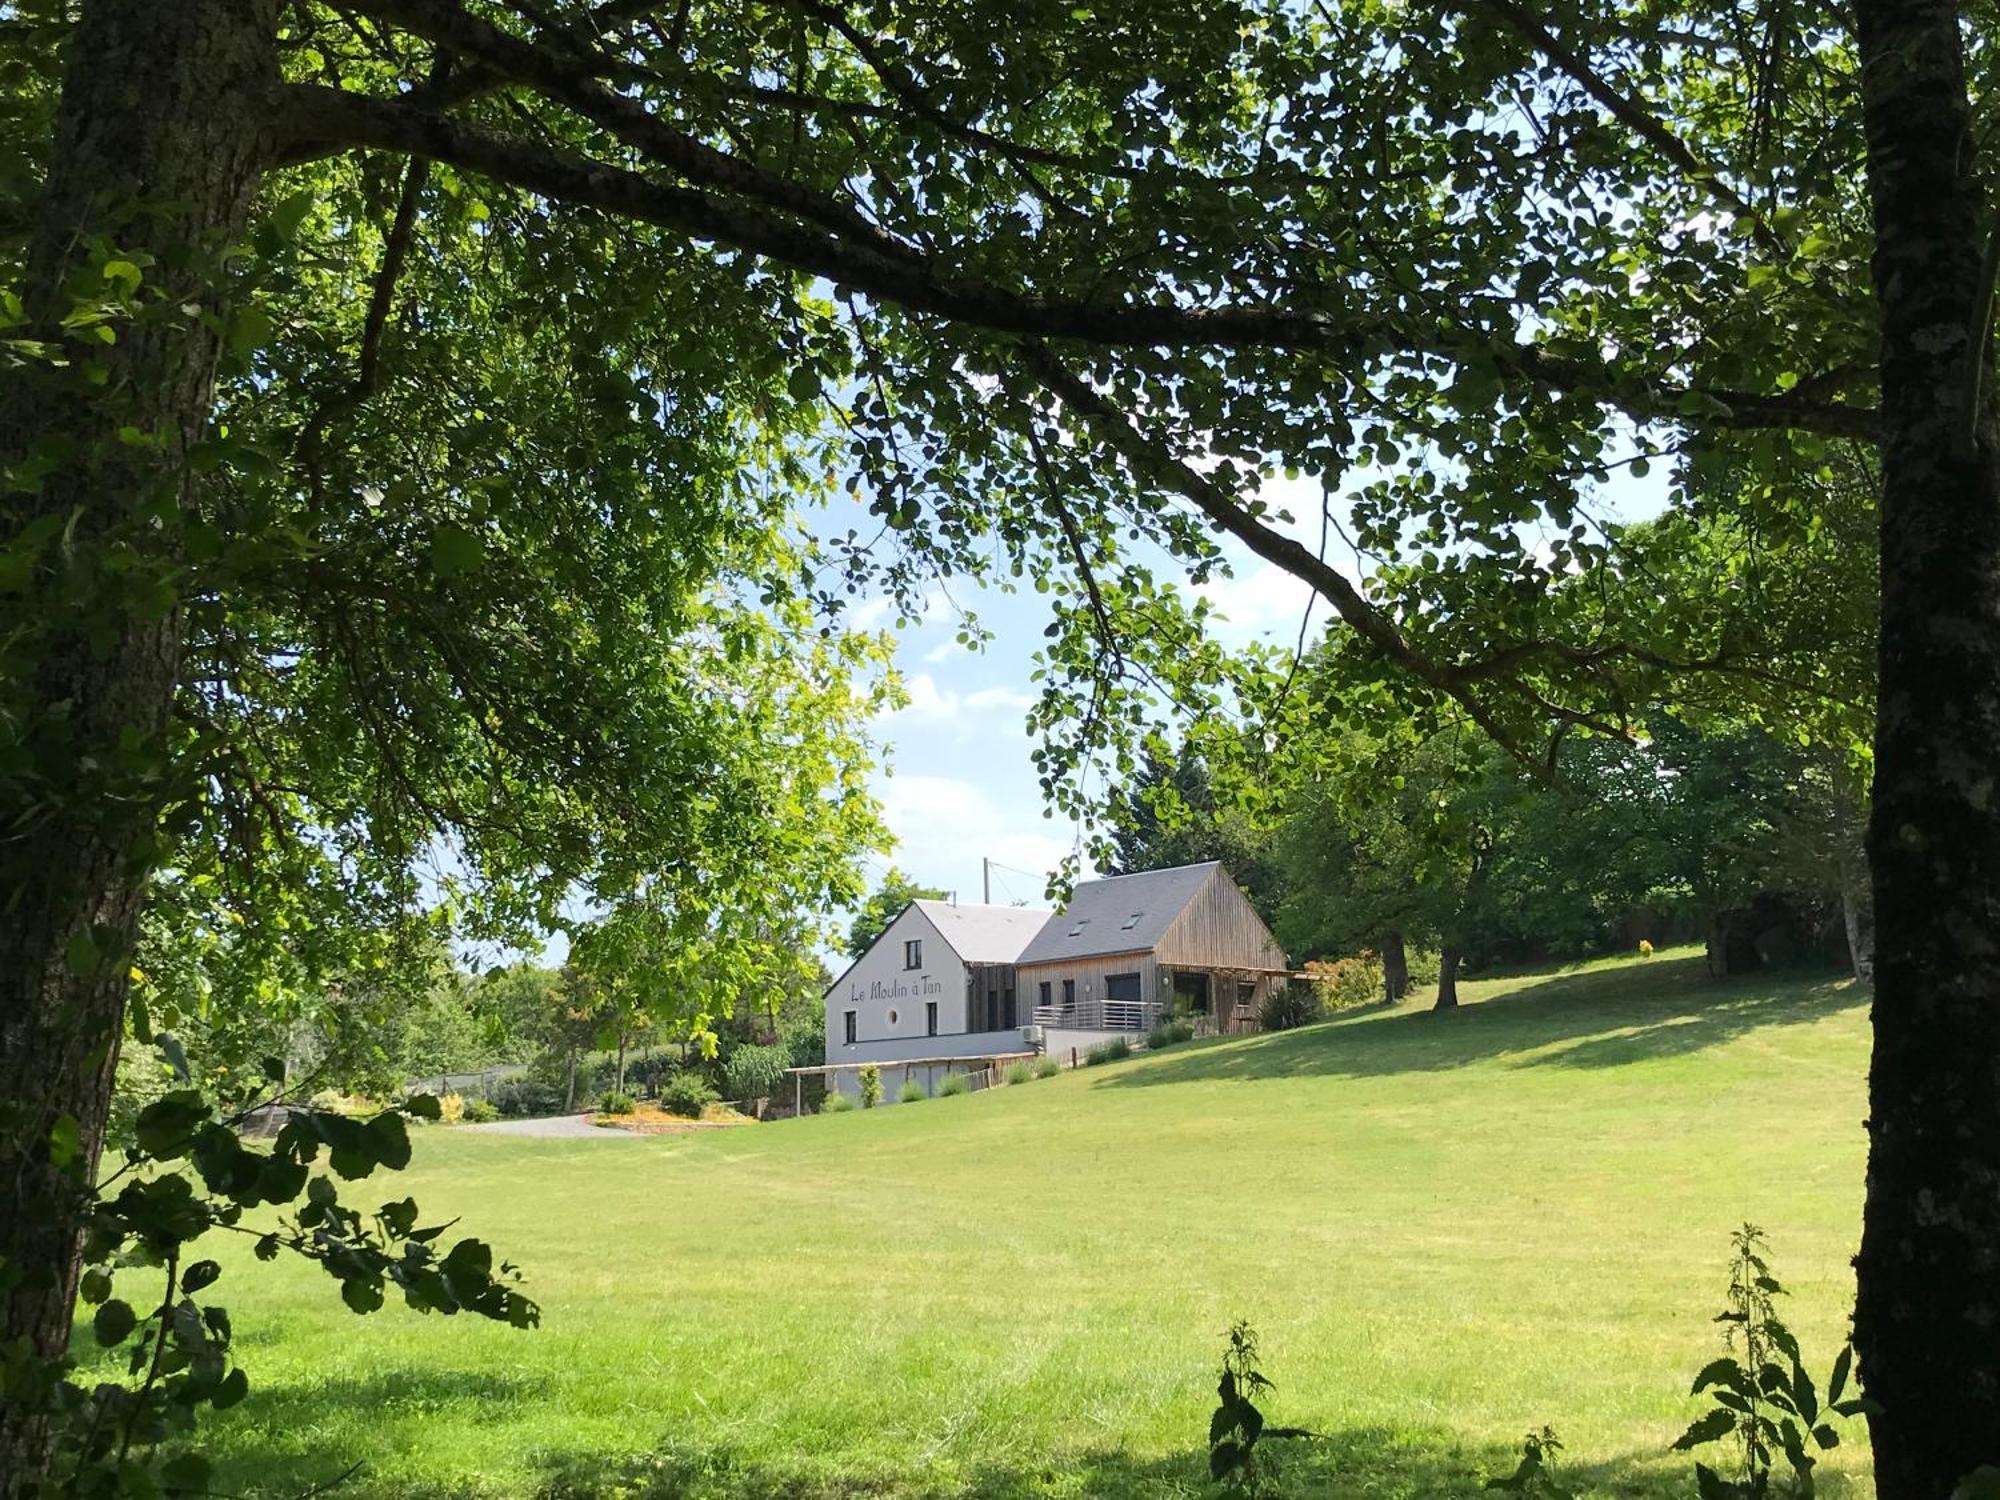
[910,899,1052,964]
[1015,861,1222,965]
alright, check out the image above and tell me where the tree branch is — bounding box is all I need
[275,83,1878,441]
[1473,0,1787,258]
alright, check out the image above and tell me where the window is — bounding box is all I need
[1003,988,1017,1029]
[904,938,923,969]
[887,1009,899,1026]
[1038,981,1052,1009]
[926,1001,938,1036]
[1106,973,1142,1003]
[843,1010,857,1044]
[1062,979,1076,1009]
[986,988,999,1031]
[1067,918,1090,938]
[1120,911,1143,930]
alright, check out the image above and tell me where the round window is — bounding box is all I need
[887,1009,899,1025]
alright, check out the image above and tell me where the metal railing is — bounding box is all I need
[1031,999,1156,1031]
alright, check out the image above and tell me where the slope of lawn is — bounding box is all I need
[145,948,1871,1498]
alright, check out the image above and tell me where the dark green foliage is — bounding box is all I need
[1673,1226,1875,1498]
[1257,984,1322,1033]
[490,1075,568,1120]
[1035,1056,1061,1080]
[22,1047,536,1498]
[1084,1038,1132,1066]
[1003,1061,1035,1084]
[1485,1428,1578,1500]
[597,1091,637,1116]
[1207,1322,1313,1494]
[897,1080,927,1104]
[936,1073,970,1098]
[1147,1018,1196,1049]
[460,1097,500,1124]
[722,1044,789,1104]
[820,1090,856,1114]
[658,1073,718,1119]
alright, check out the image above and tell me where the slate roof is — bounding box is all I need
[912,899,1053,964]
[1014,861,1221,965]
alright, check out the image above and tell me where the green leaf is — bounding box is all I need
[64,928,101,976]
[180,1259,222,1295]
[134,1091,209,1159]
[102,259,142,296]
[1826,1343,1851,1405]
[403,1093,444,1121]
[430,523,484,577]
[1955,1468,2000,1500]
[94,1298,137,1346]
[48,1113,82,1170]
[341,1277,385,1314]
[1672,1409,1738,1451]
[211,1367,250,1410]
[366,1111,412,1171]
[1690,1357,1746,1396]
[80,1267,113,1305]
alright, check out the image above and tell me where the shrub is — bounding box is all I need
[1003,1061,1033,1085]
[821,1090,855,1114]
[898,1079,927,1104]
[1406,948,1443,987]
[598,1089,638,1116]
[722,1043,789,1103]
[1147,1017,1195,1050]
[659,1072,718,1118]
[1305,954,1385,1010]
[1260,981,1324,1032]
[858,1063,883,1109]
[936,1072,970,1097]
[1638,938,1655,957]
[461,1097,500,1124]
[1035,1055,1060,1079]
[1084,1037,1132,1066]
[489,1075,566,1119]
[436,1092,467,1124]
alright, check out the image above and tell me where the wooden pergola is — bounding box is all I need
[785,1052,1038,1114]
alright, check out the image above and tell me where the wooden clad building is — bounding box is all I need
[1015,862,1288,1034]
[821,862,1289,1099]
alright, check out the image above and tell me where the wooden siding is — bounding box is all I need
[963,962,1022,1033]
[1152,867,1288,970]
[1015,951,1160,1012]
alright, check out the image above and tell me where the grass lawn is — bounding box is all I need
[116,948,1872,1498]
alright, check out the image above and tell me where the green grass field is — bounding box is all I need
[129,948,1873,1498]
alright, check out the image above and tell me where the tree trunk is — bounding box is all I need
[0,3,277,1488]
[1840,857,1876,985]
[1380,930,1410,1002]
[1852,2,2000,1493]
[1433,946,1460,1011]
[615,1036,628,1095]
[564,1047,578,1112]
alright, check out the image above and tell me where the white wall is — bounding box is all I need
[823,904,966,1059]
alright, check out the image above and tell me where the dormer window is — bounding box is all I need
[904,938,923,969]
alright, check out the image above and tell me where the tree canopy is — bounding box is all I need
[5,1,2000,1494]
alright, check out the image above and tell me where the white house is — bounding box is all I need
[821,864,1291,1101]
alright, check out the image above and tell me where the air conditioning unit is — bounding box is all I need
[1020,1024,1045,1049]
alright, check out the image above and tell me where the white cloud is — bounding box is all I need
[1188,560,1323,647]
[964,685,1035,712]
[875,774,1081,900]
[921,638,962,664]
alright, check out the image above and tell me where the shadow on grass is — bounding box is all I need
[524,1429,1860,1500]
[1097,955,1865,1089]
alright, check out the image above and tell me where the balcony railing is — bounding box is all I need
[1032,999,1154,1031]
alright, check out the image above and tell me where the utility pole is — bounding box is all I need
[983,856,991,904]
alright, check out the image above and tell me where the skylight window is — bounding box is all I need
[1067,918,1090,937]
[1120,911,1144,930]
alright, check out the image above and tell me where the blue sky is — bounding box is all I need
[820,474,1371,910]
[823,459,1668,918]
